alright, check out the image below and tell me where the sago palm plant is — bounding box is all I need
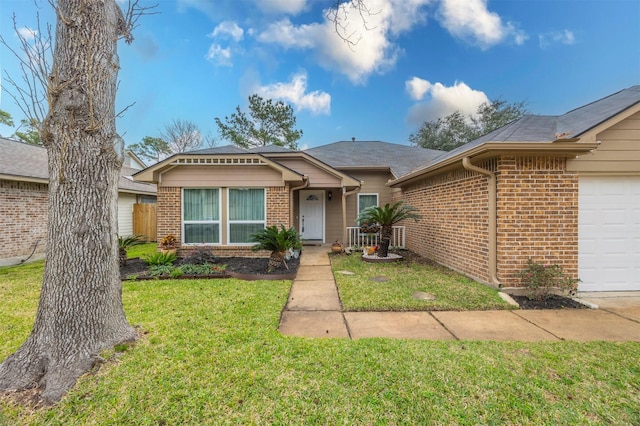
[250,225,302,272]
[357,202,421,257]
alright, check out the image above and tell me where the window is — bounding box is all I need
[358,193,378,214]
[183,188,220,244]
[228,188,265,244]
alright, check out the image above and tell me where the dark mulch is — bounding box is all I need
[511,295,588,310]
[120,256,299,280]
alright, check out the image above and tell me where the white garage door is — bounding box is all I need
[578,176,640,291]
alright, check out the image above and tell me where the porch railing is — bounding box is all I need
[345,226,406,249]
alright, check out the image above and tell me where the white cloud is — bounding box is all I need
[205,44,233,66]
[256,72,331,115]
[406,80,489,125]
[255,0,308,15]
[539,29,576,49]
[211,21,244,41]
[17,27,37,41]
[405,76,432,101]
[258,0,432,85]
[437,0,527,49]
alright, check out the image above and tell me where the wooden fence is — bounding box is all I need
[133,203,157,242]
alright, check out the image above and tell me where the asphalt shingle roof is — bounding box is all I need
[0,138,156,195]
[304,141,444,177]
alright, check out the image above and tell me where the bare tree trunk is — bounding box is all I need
[0,0,137,404]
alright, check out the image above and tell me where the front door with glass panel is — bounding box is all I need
[299,190,324,241]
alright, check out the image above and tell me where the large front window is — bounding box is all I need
[183,188,220,244]
[228,188,265,244]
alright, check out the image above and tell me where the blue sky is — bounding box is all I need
[1,0,639,151]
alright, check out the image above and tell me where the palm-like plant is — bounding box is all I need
[118,234,146,266]
[357,202,421,258]
[250,225,302,272]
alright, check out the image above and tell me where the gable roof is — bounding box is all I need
[391,85,640,186]
[0,137,157,195]
[304,141,443,177]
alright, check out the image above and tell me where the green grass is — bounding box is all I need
[1,262,640,424]
[126,242,157,259]
[331,253,513,311]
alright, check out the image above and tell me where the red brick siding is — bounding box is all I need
[398,155,579,287]
[401,163,492,283]
[157,186,182,246]
[496,156,578,286]
[0,179,48,259]
[266,185,290,226]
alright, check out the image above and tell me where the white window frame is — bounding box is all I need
[182,188,221,245]
[227,187,266,246]
[357,193,379,215]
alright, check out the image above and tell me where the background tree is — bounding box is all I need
[410,99,528,151]
[14,118,42,145]
[161,118,203,153]
[0,109,14,129]
[128,136,171,163]
[215,94,303,150]
[0,0,153,404]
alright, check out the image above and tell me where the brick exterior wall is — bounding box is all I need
[401,162,492,283]
[266,184,290,227]
[0,179,48,259]
[398,155,579,287]
[496,156,578,286]
[158,185,291,258]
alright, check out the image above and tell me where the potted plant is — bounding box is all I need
[159,234,177,254]
[331,240,343,253]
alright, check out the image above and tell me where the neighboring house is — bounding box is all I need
[0,138,157,261]
[135,86,639,292]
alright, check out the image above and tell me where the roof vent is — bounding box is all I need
[352,137,356,142]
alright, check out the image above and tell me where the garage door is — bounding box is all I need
[578,176,640,291]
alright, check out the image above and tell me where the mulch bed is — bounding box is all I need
[120,256,300,281]
[511,294,588,310]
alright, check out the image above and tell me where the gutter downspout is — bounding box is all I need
[462,157,501,288]
[290,176,309,229]
[342,186,361,245]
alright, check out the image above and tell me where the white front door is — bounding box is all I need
[578,176,640,291]
[300,190,324,241]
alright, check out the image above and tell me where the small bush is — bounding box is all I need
[144,252,177,267]
[182,246,217,265]
[516,259,579,301]
[170,267,184,278]
[149,264,175,277]
[180,263,224,275]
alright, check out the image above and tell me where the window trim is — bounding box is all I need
[357,193,379,215]
[181,188,222,246]
[226,187,267,246]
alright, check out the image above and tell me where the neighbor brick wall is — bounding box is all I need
[0,179,48,259]
[401,162,493,283]
[397,155,579,287]
[496,156,578,287]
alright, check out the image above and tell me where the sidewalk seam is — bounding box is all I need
[511,311,563,340]
[428,312,459,341]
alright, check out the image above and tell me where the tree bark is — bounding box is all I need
[0,0,137,404]
[378,225,392,258]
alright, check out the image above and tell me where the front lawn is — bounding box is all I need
[331,252,512,311]
[1,261,639,424]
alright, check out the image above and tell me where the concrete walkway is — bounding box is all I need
[279,246,640,341]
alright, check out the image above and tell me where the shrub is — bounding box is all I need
[250,225,302,272]
[144,251,177,267]
[149,264,175,277]
[516,259,579,301]
[182,246,217,265]
[118,234,146,266]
